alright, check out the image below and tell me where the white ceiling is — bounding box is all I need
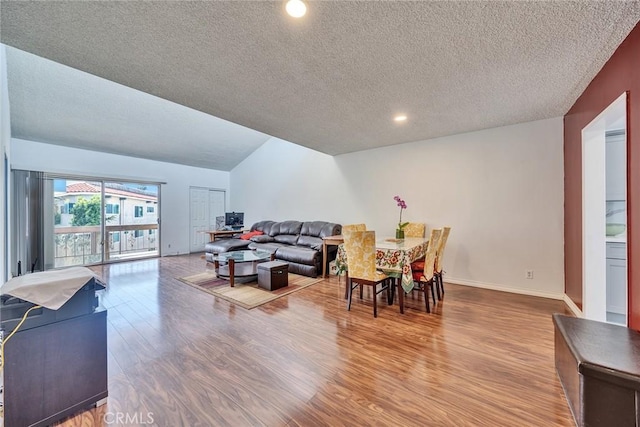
[1,1,639,170]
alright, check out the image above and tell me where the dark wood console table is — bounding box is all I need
[4,309,108,427]
[553,314,640,427]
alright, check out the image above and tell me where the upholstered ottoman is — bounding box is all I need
[257,261,289,291]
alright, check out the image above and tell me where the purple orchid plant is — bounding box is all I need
[394,195,409,231]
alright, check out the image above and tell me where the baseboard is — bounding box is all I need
[446,277,565,300]
[563,294,583,318]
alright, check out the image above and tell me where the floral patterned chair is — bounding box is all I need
[342,230,392,318]
[342,223,367,232]
[403,222,425,238]
[409,228,442,313]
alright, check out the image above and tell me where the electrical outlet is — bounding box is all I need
[526,270,534,279]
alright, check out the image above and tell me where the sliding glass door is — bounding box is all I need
[46,177,159,268]
[103,181,159,262]
[51,179,103,267]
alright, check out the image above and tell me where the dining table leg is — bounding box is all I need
[398,279,404,314]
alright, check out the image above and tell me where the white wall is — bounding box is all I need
[1,46,10,283]
[11,138,230,256]
[231,117,565,298]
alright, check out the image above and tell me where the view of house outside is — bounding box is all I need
[53,179,159,267]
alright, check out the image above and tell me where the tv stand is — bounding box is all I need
[204,229,247,241]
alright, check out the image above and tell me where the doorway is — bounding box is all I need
[582,92,628,324]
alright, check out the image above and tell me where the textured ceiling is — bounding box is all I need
[1,1,639,168]
[4,48,271,171]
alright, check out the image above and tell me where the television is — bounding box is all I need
[225,212,244,229]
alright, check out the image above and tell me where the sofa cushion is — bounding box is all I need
[275,245,320,265]
[274,234,299,245]
[248,242,285,252]
[250,234,275,243]
[296,235,323,251]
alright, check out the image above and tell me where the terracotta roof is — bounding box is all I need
[103,187,157,202]
[65,182,157,201]
[66,182,99,193]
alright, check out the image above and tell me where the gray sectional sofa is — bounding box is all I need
[204,220,342,277]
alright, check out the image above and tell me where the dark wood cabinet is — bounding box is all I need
[553,314,640,426]
[3,309,108,427]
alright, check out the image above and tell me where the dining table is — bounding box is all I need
[335,236,429,312]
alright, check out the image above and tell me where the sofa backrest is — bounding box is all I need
[269,220,303,245]
[297,221,342,251]
[248,220,342,249]
[251,220,276,233]
[300,221,342,238]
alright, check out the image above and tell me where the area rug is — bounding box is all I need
[176,271,323,309]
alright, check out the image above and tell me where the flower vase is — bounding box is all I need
[396,229,405,239]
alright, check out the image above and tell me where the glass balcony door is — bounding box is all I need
[50,179,103,268]
[48,178,159,268]
[103,182,159,262]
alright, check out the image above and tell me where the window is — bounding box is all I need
[61,202,75,214]
[111,232,120,243]
[148,229,155,235]
[107,204,120,214]
[134,230,144,238]
[147,206,154,213]
[134,206,143,217]
[105,204,120,214]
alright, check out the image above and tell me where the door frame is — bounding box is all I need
[581,91,627,323]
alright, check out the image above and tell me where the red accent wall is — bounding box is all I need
[564,22,640,329]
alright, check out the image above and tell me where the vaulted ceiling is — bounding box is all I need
[1,1,639,170]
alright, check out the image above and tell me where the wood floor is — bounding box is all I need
[55,254,574,426]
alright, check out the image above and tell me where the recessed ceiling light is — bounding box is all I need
[286,0,307,18]
[394,115,408,122]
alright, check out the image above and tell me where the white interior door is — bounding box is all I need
[189,187,209,253]
[189,187,226,253]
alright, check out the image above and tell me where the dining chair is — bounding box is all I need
[342,230,391,318]
[403,222,425,238]
[340,224,367,298]
[434,226,451,299]
[342,223,367,232]
[409,228,442,313]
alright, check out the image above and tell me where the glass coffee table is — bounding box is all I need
[213,250,274,287]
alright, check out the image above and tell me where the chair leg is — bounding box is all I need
[424,285,431,313]
[359,284,364,299]
[373,284,378,317]
[435,273,442,300]
[386,280,393,305]
[347,279,353,311]
[439,273,445,296]
[431,282,437,305]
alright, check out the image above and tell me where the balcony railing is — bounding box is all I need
[54,224,158,267]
